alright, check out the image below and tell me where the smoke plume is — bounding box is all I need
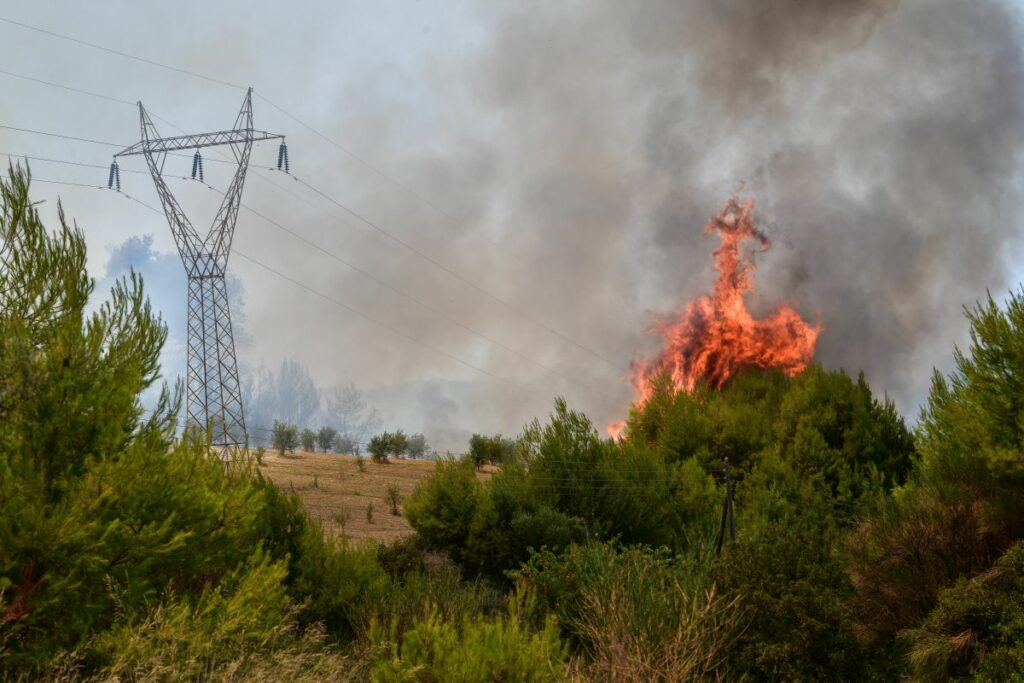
[198,0,1024,448]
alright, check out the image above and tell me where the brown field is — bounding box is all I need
[257,450,491,543]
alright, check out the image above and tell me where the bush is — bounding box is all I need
[368,433,392,463]
[93,553,293,676]
[316,426,338,452]
[300,428,316,453]
[407,433,428,460]
[713,452,869,680]
[272,421,300,455]
[901,540,1024,681]
[385,485,402,516]
[335,434,358,455]
[468,433,514,469]
[391,430,409,459]
[377,537,426,578]
[287,522,391,640]
[82,551,352,681]
[369,593,567,682]
[514,543,741,681]
[850,291,1024,646]
[522,399,718,550]
[405,459,584,578]
[405,459,481,560]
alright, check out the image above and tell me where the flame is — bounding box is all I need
[608,197,820,438]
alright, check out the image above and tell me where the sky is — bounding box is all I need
[1,1,1022,452]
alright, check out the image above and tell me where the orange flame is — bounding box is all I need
[609,197,820,438]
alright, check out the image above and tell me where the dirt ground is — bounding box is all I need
[257,450,492,543]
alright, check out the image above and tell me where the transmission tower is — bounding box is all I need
[114,88,286,459]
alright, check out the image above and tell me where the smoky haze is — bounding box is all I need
[324,0,1022,448]
[131,0,1024,448]
[4,0,1022,453]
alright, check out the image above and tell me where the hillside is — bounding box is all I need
[257,450,490,542]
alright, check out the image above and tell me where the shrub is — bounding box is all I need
[287,522,391,640]
[377,537,426,578]
[300,428,316,453]
[713,453,868,680]
[355,454,366,472]
[385,485,402,516]
[316,426,338,452]
[366,502,375,525]
[523,399,716,550]
[405,459,481,559]
[84,552,352,681]
[369,593,567,682]
[272,421,300,455]
[901,540,1024,680]
[332,508,352,538]
[0,436,267,674]
[514,543,740,681]
[850,291,1024,644]
[407,433,428,460]
[468,434,514,469]
[368,433,392,463]
[335,434,358,455]
[391,430,409,459]
[93,553,284,674]
[407,459,585,578]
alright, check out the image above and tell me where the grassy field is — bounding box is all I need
[257,450,489,543]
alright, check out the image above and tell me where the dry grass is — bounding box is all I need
[257,451,493,542]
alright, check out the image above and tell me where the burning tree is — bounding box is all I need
[611,197,820,437]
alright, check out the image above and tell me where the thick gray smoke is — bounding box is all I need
[303,0,1020,445]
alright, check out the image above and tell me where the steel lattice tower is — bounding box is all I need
[115,88,283,458]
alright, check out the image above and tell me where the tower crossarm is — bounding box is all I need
[114,128,283,158]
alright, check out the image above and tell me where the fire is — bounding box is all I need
[608,197,820,438]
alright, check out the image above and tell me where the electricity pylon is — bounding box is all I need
[115,88,285,459]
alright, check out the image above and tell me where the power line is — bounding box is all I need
[0,27,626,373]
[0,15,243,90]
[0,174,107,189]
[0,67,135,105]
[1,151,157,175]
[0,123,122,147]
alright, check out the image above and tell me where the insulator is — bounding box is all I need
[108,161,116,189]
[192,151,202,180]
[113,162,121,192]
[277,142,290,173]
[198,155,204,183]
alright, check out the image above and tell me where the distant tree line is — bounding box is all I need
[269,419,430,462]
[367,430,430,463]
[246,365,381,451]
